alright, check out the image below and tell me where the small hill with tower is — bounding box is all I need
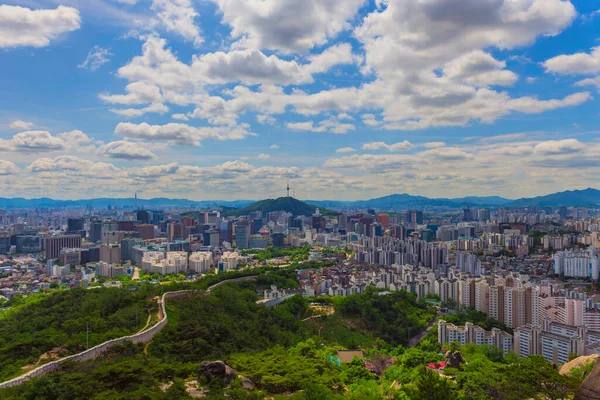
[223,196,337,217]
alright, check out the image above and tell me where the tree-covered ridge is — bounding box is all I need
[0,270,593,399]
[335,288,436,346]
[0,287,155,381]
[222,197,337,217]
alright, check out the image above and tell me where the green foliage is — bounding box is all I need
[228,346,341,393]
[439,308,513,335]
[335,287,436,346]
[0,288,154,381]
[223,197,337,217]
[244,245,311,262]
[149,286,310,362]
[1,271,588,400]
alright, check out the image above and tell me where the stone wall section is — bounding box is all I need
[0,276,258,389]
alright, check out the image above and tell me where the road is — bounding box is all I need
[407,312,441,348]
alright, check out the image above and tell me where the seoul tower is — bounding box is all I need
[287,179,290,197]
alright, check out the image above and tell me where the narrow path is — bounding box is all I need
[407,312,441,348]
[136,308,153,334]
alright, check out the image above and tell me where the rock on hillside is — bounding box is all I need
[575,358,600,400]
[560,354,599,376]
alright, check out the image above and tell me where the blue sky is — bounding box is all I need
[0,0,599,201]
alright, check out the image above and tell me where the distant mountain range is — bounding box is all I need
[0,188,598,210]
[306,189,600,209]
[0,197,254,209]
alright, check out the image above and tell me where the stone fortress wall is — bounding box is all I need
[0,276,257,389]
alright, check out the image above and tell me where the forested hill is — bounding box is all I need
[223,196,337,217]
[0,268,591,399]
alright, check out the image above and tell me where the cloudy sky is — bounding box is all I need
[0,0,599,201]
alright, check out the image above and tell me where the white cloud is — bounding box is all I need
[110,103,169,117]
[362,141,412,152]
[0,5,81,49]
[99,140,156,160]
[575,76,600,91]
[443,51,517,87]
[257,153,271,160]
[336,147,356,153]
[212,0,365,52]
[286,118,355,134]
[171,113,189,121]
[361,114,380,127]
[257,115,276,125]
[0,160,19,176]
[0,131,65,152]
[543,47,600,75]
[269,144,279,149]
[507,92,591,114]
[9,120,34,130]
[114,122,254,145]
[534,139,585,155]
[151,0,202,46]
[79,45,113,71]
[99,82,163,105]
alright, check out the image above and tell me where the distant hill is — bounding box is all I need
[0,188,597,210]
[0,197,255,209]
[223,197,336,217]
[507,188,600,207]
[307,193,511,210]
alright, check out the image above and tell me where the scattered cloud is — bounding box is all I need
[79,46,113,71]
[110,103,169,118]
[151,0,203,46]
[99,140,156,160]
[336,147,356,153]
[257,153,271,160]
[0,5,81,49]
[543,47,600,75]
[9,120,34,130]
[362,141,412,152]
[171,113,189,121]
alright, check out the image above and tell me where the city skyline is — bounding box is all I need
[2,0,600,200]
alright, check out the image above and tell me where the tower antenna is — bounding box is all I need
[287,179,290,197]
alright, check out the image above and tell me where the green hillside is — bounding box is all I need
[223,196,337,217]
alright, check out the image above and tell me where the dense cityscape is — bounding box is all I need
[2,196,600,369]
[4,0,600,398]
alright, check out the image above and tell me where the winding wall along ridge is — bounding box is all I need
[0,276,257,389]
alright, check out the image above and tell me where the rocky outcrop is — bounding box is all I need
[199,361,237,385]
[240,375,255,390]
[575,360,600,400]
[198,361,256,389]
[560,355,599,376]
[444,351,465,370]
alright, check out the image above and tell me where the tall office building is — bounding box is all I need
[137,224,155,240]
[167,222,183,241]
[67,218,84,232]
[89,221,103,243]
[477,209,491,222]
[100,244,121,264]
[44,235,82,259]
[463,208,473,222]
[558,206,568,220]
[235,220,250,249]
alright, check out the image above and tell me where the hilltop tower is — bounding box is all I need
[287,180,290,197]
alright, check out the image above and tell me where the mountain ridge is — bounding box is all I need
[0,188,597,209]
